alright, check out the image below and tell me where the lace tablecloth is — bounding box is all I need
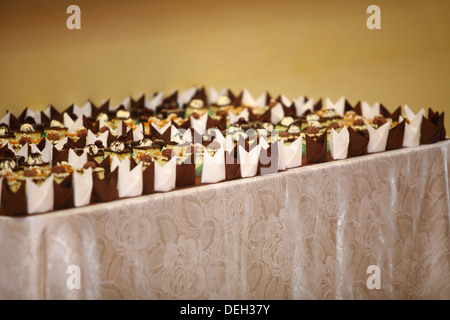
[1,141,449,299]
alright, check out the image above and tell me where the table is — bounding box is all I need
[0,140,449,299]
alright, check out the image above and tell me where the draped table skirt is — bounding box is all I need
[0,141,449,299]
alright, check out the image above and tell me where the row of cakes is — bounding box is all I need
[0,87,446,215]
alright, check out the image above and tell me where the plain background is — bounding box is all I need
[0,0,449,129]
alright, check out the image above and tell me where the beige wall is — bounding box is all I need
[0,0,449,128]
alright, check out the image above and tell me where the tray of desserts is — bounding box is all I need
[0,87,446,216]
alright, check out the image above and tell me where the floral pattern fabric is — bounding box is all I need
[0,141,449,299]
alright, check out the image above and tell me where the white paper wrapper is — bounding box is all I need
[145,92,164,111]
[284,136,303,168]
[329,126,350,160]
[326,96,345,116]
[367,121,391,153]
[110,155,122,172]
[401,115,422,148]
[294,97,314,117]
[86,130,97,146]
[0,111,11,126]
[201,149,226,183]
[26,176,54,214]
[238,145,260,178]
[67,115,85,134]
[87,130,109,147]
[151,121,171,137]
[154,157,176,192]
[115,120,131,136]
[276,140,287,171]
[271,102,285,124]
[133,123,144,141]
[242,88,255,107]
[118,159,143,198]
[29,144,40,156]
[404,105,425,122]
[73,102,92,118]
[111,96,130,111]
[178,86,197,107]
[224,134,235,152]
[259,136,269,149]
[97,117,108,130]
[191,112,208,135]
[209,87,228,104]
[64,112,75,129]
[2,141,15,153]
[68,149,88,169]
[229,108,249,124]
[43,106,52,118]
[22,108,41,124]
[171,126,193,144]
[73,167,93,207]
[41,141,53,163]
[16,143,29,158]
[55,137,69,151]
[240,89,267,108]
[362,101,381,119]
[31,139,53,163]
[205,128,225,148]
[170,125,178,141]
[209,87,220,105]
[279,94,292,107]
[255,93,268,109]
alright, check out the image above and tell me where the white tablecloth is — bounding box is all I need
[0,141,449,299]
